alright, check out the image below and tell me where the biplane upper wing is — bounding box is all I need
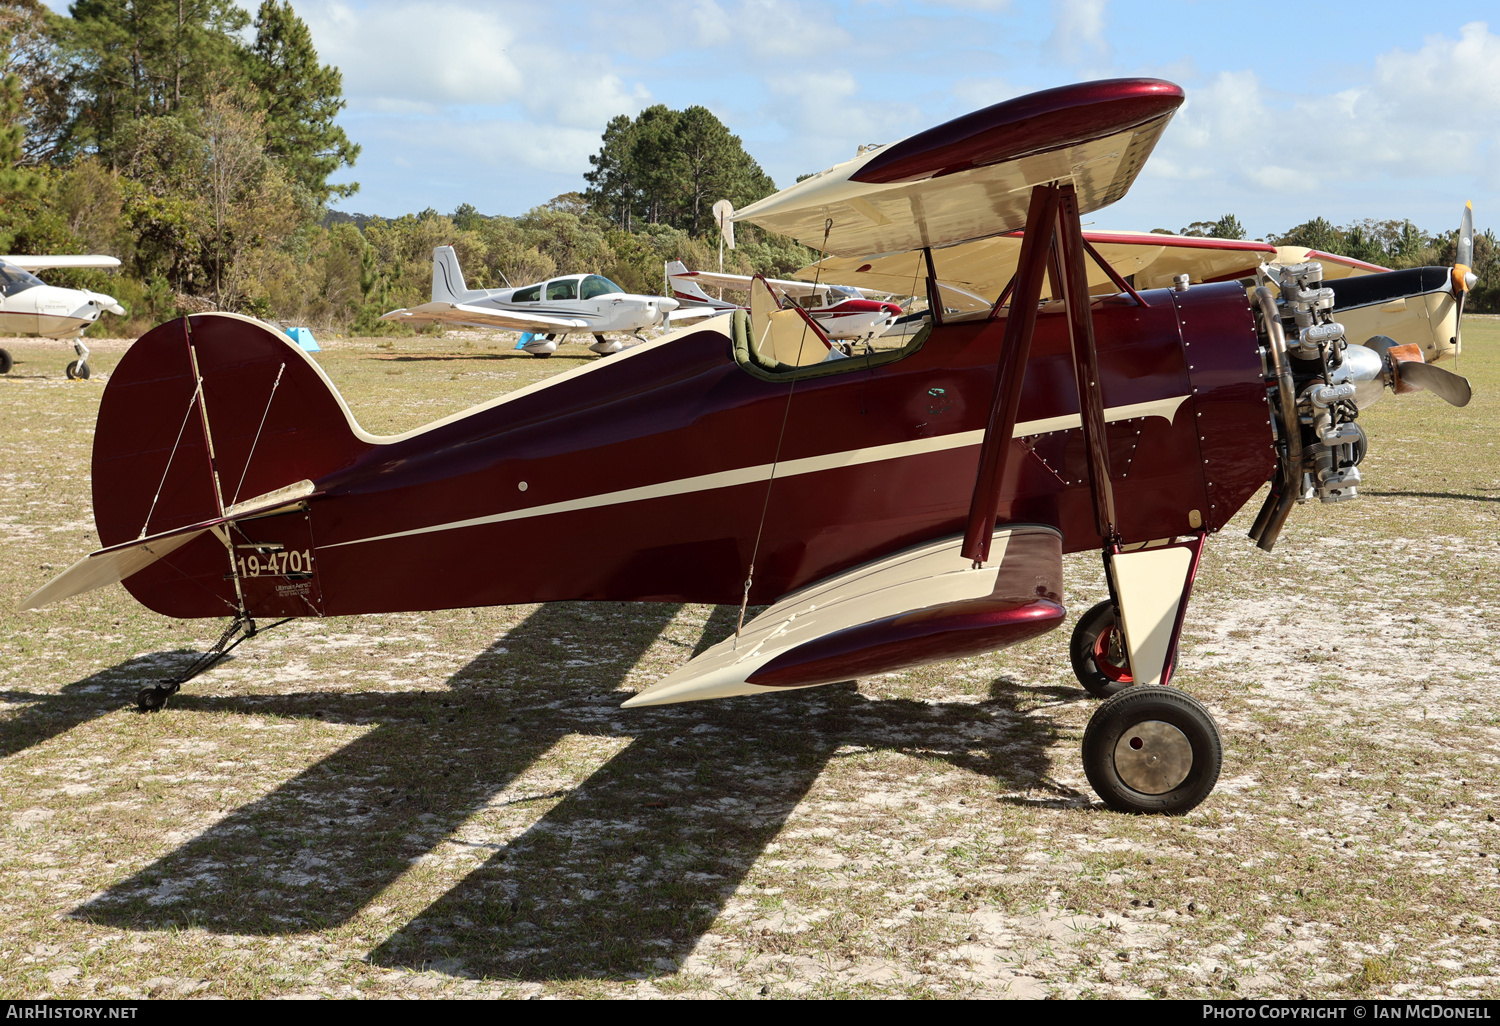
[794,231,1280,298]
[379,301,590,333]
[0,254,122,271]
[1273,247,1389,280]
[732,79,1184,257]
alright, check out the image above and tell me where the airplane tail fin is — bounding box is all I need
[665,260,717,304]
[82,313,371,618]
[432,245,468,303]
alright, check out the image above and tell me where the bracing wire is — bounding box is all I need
[140,378,204,539]
[735,217,835,645]
[231,362,286,506]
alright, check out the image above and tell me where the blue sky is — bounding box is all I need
[44,1,1500,240]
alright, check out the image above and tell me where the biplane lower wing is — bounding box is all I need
[622,524,1063,707]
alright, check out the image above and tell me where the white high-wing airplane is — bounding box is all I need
[0,254,127,379]
[381,247,687,356]
[665,260,903,342]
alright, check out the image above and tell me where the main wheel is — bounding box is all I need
[66,360,91,380]
[0,349,12,375]
[1070,600,1179,698]
[1070,600,1134,698]
[1082,685,1222,814]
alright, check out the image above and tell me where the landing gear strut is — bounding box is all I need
[66,338,91,379]
[136,614,292,712]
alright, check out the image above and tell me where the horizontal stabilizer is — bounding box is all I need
[622,524,1063,707]
[20,480,314,611]
[380,302,590,333]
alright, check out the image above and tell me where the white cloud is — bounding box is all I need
[735,0,851,58]
[305,2,525,106]
[688,0,735,46]
[1147,23,1500,203]
[1047,0,1109,63]
[766,69,858,100]
[950,76,1017,110]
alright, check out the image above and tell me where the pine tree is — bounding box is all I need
[583,114,638,230]
[62,0,249,160]
[246,0,359,204]
[0,72,42,199]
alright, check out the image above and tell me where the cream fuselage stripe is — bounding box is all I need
[322,395,1189,550]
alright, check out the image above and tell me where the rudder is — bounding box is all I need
[93,313,371,617]
[432,245,467,303]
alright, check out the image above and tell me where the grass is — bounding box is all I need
[0,319,1498,997]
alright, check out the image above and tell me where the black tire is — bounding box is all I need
[66,360,90,380]
[0,349,12,375]
[1082,685,1222,814]
[1070,599,1180,698]
[1070,600,1133,698]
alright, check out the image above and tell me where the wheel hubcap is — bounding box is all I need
[1113,720,1192,794]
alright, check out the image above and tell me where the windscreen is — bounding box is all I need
[0,262,44,297]
[580,275,623,300]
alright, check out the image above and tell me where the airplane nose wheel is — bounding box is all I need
[66,360,91,380]
[1082,685,1221,814]
[0,349,12,375]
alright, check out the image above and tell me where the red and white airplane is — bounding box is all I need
[25,78,1477,817]
[666,260,903,342]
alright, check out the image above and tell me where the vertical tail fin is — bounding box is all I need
[665,261,717,304]
[432,245,468,303]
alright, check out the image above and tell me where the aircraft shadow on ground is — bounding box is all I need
[0,651,205,760]
[74,601,1085,981]
[1364,489,1500,504]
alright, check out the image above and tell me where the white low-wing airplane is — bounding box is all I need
[0,254,128,379]
[666,260,903,342]
[381,247,687,356]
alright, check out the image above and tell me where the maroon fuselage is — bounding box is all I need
[95,283,1275,619]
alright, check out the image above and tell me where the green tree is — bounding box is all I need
[61,0,249,162]
[2,0,70,165]
[582,104,774,236]
[0,72,43,201]
[583,113,639,230]
[1211,214,1244,240]
[1178,214,1244,239]
[245,0,359,204]
[1272,216,1342,253]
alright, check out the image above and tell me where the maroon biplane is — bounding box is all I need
[24,79,1475,814]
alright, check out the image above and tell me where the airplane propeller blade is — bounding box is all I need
[1457,201,1474,271]
[1453,202,1476,358]
[1396,359,1472,407]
